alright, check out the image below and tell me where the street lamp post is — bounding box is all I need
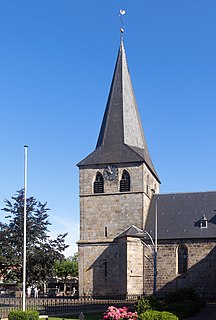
[142,229,157,295]
[140,198,158,295]
[152,189,158,295]
[153,200,157,295]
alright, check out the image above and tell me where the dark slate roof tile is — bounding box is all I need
[77,39,160,183]
[115,225,143,239]
[145,191,216,239]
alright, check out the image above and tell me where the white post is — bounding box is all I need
[23,145,28,311]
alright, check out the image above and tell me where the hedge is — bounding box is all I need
[138,310,179,320]
[8,310,39,320]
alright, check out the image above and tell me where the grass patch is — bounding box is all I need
[49,312,103,320]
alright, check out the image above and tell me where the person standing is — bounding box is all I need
[27,286,32,298]
[34,287,38,298]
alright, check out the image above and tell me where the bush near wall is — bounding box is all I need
[135,296,162,314]
[8,311,39,320]
[163,288,205,319]
[138,310,179,320]
[135,288,205,319]
[164,299,203,319]
[165,287,202,304]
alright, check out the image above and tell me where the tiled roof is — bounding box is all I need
[115,225,143,239]
[145,191,216,239]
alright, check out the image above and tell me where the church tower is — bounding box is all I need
[77,38,160,296]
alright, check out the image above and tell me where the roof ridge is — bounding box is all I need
[158,190,216,196]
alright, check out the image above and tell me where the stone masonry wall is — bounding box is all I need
[78,241,121,296]
[80,193,144,240]
[78,162,159,296]
[79,164,160,239]
[144,239,216,298]
[126,237,144,294]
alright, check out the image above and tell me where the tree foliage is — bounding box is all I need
[0,189,69,286]
[54,253,78,280]
[54,253,78,293]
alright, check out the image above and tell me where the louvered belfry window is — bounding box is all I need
[93,172,104,193]
[120,170,130,192]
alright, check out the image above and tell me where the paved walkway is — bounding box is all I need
[186,303,216,320]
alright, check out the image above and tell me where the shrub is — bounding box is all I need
[164,288,198,304]
[135,296,162,314]
[138,310,179,320]
[8,311,39,320]
[103,306,138,320]
[164,299,202,318]
[135,297,152,314]
[163,287,205,318]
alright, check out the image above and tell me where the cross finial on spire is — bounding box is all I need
[119,9,126,34]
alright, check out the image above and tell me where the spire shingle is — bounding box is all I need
[78,40,160,182]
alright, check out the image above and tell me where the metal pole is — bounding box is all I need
[22,145,28,311]
[153,201,158,295]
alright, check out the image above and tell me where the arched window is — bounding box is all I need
[120,170,130,192]
[93,172,104,193]
[178,244,188,274]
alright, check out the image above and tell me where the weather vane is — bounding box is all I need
[119,9,126,34]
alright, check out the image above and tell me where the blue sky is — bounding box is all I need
[0,1,216,256]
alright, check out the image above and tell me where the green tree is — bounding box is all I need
[0,189,69,286]
[54,253,78,292]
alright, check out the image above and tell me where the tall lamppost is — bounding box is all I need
[136,192,158,295]
[151,189,158,295]
[141,226,157,295]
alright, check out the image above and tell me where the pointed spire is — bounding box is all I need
[78,40,160,182]
[97,39,147,150]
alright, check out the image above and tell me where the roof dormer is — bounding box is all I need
[200,214,208,229]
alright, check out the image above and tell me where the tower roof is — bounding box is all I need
[78,39,160,182]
